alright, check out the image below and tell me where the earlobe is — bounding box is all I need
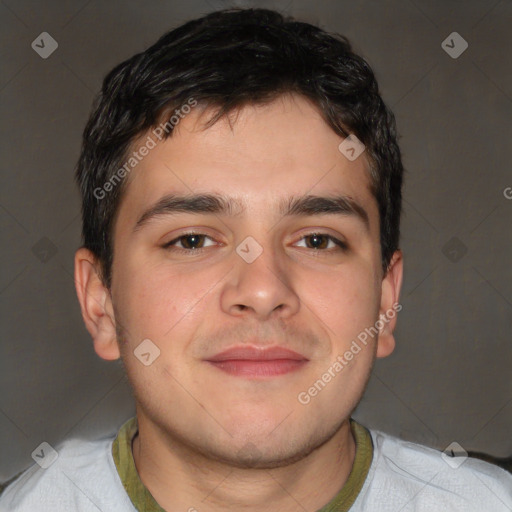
[74,248,120,361]
[376,250,403,359]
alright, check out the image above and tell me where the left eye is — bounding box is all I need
[163,233,216,250]
[294,233,347,251]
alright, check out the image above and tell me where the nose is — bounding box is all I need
[220,238,301,320]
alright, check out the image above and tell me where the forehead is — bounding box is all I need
[115,94,378,232]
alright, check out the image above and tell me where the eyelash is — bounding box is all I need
[161,232,348,254]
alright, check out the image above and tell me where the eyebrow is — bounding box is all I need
[133,193,370,232]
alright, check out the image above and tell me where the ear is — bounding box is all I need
[74,247,120,360]
[376,250,403,359]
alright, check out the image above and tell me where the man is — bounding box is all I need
[1,7,510,512]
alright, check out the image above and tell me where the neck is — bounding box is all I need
[131,415,357,512]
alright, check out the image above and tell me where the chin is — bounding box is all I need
[207,436,323,470]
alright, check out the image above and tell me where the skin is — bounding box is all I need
[75,93,403,511]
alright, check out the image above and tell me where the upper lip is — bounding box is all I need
[206,345,308,362]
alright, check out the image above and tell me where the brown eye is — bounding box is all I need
[305,234,329,249]
[177,234,206,249]
[295,233,348,251]
[163,233,216,251]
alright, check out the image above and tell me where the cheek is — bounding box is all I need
[114,257,215,342]
[304,261,379,344]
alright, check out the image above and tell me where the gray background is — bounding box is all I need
[1,0,511,483]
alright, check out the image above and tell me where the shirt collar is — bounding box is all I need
[112,416,373,511]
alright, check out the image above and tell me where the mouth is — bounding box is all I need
[205,345,309,378]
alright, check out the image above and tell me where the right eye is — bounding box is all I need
[162,233,218,253]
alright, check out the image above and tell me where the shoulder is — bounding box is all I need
[354,427,512,511]
[0,434,134,512]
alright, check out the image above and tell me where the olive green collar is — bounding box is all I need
[112,416,373,511]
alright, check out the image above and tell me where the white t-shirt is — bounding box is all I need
[1,417,511,511]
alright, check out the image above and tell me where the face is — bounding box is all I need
[76,93,402,469]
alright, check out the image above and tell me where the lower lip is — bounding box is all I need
[207,359,308,377]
